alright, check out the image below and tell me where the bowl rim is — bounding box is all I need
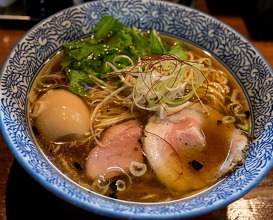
[1,0,273,219]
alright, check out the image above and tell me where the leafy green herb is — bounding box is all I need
[90,15,126,44]
[61,56,74,70]
[65,68,93,96]
[168,43,188,60]
[63,41,95,61]
[61,15,188,96]
[148,29,170,54]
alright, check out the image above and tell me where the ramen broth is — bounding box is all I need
[28,35,250,203]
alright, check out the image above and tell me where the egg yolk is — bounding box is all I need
[36,89,90,141]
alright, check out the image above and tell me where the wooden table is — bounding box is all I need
[1,1,273,219]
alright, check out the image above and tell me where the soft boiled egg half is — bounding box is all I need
[34,89,90,141]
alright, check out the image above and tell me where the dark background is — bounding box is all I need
[1,0,273,219]
[1,0,273,40]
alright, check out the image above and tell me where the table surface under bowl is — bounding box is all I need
[1,1,273,219]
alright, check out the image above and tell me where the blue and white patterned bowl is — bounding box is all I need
[1,0,273,219]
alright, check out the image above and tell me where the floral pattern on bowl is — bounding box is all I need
[1,0,273,219]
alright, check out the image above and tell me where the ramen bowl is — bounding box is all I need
[1,0,273,219]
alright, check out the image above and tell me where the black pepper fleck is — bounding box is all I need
[189,160,203,171]
[73,162,83,171]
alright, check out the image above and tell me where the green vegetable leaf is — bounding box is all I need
[71,44,122,75]
[61,56,74,70]
[90,15,126,44]
[61,16,189,96]
[148,29,170,54]
[130,27,148,47]
[115,28,134,48]
[129,27,150,56]
[63,41,94,61]
[65,68,93,96]
[168,43,188,60]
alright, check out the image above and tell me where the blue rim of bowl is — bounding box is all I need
[1,0,273,219]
